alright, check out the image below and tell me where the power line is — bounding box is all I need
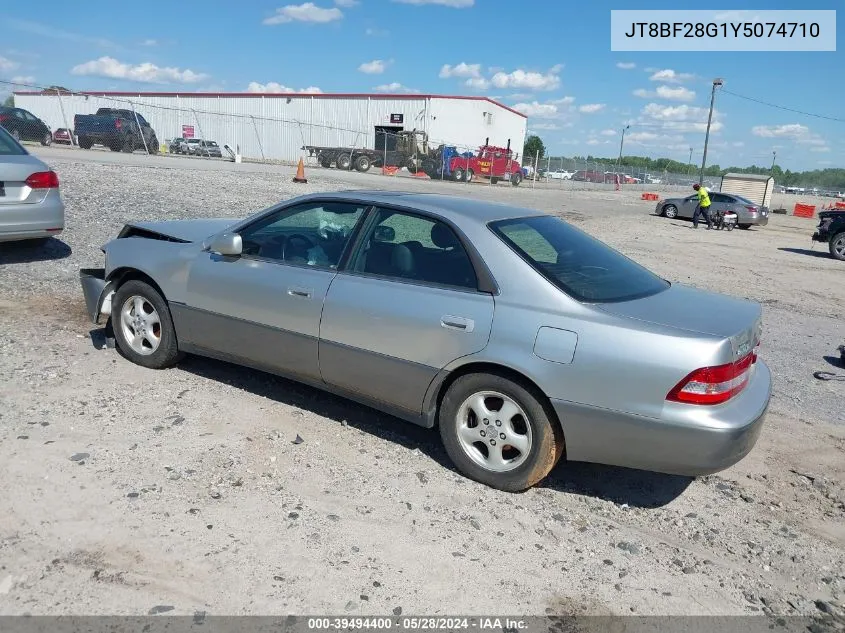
[721,88,845,124]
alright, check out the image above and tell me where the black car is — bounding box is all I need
[0,107,52,145]
[812,209,845,261]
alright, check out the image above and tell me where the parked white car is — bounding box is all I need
[546,170,574,180]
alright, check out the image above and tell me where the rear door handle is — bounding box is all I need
[441,315,474,332]
[287,286,312,299]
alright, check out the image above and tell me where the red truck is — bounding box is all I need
[448,139,524,186]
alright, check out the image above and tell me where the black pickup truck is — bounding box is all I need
[73,108,159,153]
[812,209,845,261]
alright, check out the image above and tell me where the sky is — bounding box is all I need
[1,0,842,171]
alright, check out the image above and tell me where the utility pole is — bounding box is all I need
[687,147,693,175]
[771,150,777,173]
[616,124,630,172]
[699,78,723,185]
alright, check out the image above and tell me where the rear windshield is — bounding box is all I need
[732,195,756,205]
[0,126,27,155]
[490,215,670,303]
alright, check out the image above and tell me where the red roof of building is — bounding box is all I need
[12,91,528,119]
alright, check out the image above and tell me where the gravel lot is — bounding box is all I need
[0,147,843,620]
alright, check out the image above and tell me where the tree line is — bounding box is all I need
[522,135,845,190]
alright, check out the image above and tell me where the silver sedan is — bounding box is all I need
[0,126,65,243]
[657,192,770,228]
[79,191,771,491]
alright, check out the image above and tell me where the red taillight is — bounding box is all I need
[667,352,756,406]
[0,114,8,122]
[25,171,60,189]
[115,119,122,129]
[745,206,757,212]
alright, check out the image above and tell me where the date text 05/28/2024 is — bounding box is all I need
[610,10,836,51]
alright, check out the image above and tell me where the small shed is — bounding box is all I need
[719,173,775,208]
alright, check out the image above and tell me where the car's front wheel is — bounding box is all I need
[662,204,678,218]
[439,373,564,491]
[112,280,183,369]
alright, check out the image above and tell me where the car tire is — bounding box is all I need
[451,168,464,182]
[112,280,184,370]
[355,155,372,172]
[490,177,500,185]
[438,372,564,492]
[318,153,332,168]
[662,204,678,219]
[510,172,522,187]
[465,169,475,182]
[148,135,159,154]
[738,224,751,230]
[78,137,93,149]
[41,132,52,146]
[830,232,845,261]
[122,136,136,153]
[336,153,352,170]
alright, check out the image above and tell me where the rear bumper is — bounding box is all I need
[747,214,769,226]
[551,359,771,476]
[0,191,65,243]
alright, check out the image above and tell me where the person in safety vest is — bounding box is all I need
[692,183,713,229]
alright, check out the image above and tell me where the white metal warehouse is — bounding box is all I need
[12,91,528,163]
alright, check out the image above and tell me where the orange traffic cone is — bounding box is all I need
[293,157,308,183]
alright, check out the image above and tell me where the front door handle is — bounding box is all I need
[441,315,475,333]
[287,286,312,299]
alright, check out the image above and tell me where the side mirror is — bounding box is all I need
[205,233,242,256]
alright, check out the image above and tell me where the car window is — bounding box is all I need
[710,193,730,203]
[0,126,27,155]
[350,208,478,290]
[733,195,756,205]
[23,111,39,122]
[490,215,670,303]
[238,201,366,268]
[14,110,26,120]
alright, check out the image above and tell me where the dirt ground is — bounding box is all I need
[0,148,843,619]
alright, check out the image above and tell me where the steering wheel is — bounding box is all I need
[282,233,317,262]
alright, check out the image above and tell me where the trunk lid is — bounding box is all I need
[0,154,52,205]
[596,283,762,357]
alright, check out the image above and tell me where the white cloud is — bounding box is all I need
[648,68,694,83]
[71,56,208,84]
[616,62,636,70]
[639,103,723,133]
[391,0,473,6]
[600,129,616,136]
[246,81,322,93]
[10,76,35,85]
[512,101,560,119]
[141,39,158,46]
[263,3,343,24]
[365,27,389,36]
[810,146,831,153]
[0,56,20,71]
[751,123,809,139]
[373,82,419,93]
[634,85,696,101]
[578,103,605,114]
[530,123,561,131]
[358,59,389,74]
[465,77,490,90]
[335,0,358,5]
[490,68,560,91]
[549,96,575,105]
[439,62,481,78]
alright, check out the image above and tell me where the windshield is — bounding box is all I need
[188,139,200,144]
[207,141,218,146]
[0,126,27,155]
[490,215,670,303]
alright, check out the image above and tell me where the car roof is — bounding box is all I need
[312,190,548,223]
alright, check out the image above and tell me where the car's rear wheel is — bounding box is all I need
[662,204,678,218]
[451,167,465,182]
[41,132,52,146]
[439,373,564,491]
[355,155,372,172]
[78,137,93,149]
[510,171,522,186]
[465,169,475,182]
[112,280,183,369]
[830,232,845,261]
